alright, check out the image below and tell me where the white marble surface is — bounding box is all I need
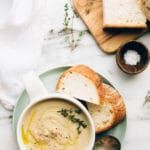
[0,0,150,149]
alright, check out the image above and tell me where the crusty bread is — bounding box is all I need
[140,0,150,21]
[102,0,147,28]
[56,65,104,105]
[87,83,126,133]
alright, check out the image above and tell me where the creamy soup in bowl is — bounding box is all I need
[22,100,90,150]
[17,96,95,150]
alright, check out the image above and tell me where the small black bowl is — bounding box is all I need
[94,135,121,150]
[116,41,150,75]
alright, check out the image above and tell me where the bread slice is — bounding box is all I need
[140,0,150,21]
[87,83,126,133]
[56,65,104,105]
[102,0,147,28]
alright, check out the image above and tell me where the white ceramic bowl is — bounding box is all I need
[17,72,95,150]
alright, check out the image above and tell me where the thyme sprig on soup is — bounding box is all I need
[57,108,88,134]
[21,99,91,150]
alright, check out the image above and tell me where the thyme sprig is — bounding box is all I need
[143,90,150,107]
[57,108,87,134]
[64,3,71,29]
[63,3,85,50]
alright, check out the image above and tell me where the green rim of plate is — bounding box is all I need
[12,65,127,144]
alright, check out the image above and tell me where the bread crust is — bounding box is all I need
[56,65,104,104]
[103,23,147,29]
[140,0,150,21]
[94,84,126,133]
[102,84,126,123]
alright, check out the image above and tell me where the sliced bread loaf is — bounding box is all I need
[102,0,147,28]
[87,83,126,133]
[140,0,150,21]
[56,65,104,105]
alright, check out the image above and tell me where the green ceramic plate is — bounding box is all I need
[12,66,127,143]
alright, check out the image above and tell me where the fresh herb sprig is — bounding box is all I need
[64,3,71,29]
[63,3,85,51]
[143,90,150,106]
[57,108,87,134]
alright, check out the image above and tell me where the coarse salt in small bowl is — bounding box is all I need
[116,41,150,75]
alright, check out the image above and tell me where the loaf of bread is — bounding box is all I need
[102,0,147,28]
[56,65,104,105]
[87,83,126,133]
[140,0,150,21]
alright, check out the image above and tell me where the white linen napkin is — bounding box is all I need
[0,0,34,29]
[0,0,90,110]
[0,0,52,110]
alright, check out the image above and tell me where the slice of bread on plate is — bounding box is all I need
[140,0,150,21]
[56,65,104,105]
[87,83,126,133]
[102,0,147,28]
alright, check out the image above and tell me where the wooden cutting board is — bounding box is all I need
[73,0,149,54]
